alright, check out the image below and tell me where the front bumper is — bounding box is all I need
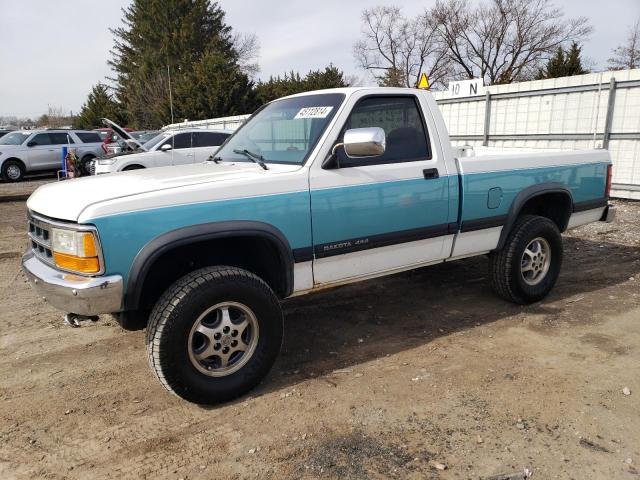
[93,162,116,175]
[601,204,616,223]
[22,252,123,315]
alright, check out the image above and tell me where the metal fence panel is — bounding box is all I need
[433,69,640,199]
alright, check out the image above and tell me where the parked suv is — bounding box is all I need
[93,128,232,174]
[0,130,104,181]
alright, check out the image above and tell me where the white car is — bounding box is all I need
[94,128,232,174]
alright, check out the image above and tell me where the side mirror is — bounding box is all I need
[321,127,386,169]
[27,141,36,147]
[160,143,172,151]
[343,127,386,158]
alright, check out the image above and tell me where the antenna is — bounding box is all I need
[167,64,175,125]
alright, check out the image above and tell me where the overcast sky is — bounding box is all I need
[0,0,638,118]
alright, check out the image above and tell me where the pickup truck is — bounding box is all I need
[22,87,615,404]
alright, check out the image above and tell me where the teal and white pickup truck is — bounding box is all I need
[22,87,615,404]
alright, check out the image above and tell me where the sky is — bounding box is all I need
[0,0,638,119]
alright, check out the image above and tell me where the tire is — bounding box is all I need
[145,266,283,404]
[123,164,144,171]
[2,159,25,182]
[489,215,563,304]
[80,156,95,176]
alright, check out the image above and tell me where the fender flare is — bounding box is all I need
[496,182,574,250]
[124,220,294,311]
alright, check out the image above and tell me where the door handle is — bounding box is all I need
[423,168,439,179]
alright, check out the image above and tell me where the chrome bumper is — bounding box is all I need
[601,205,616,223]
[22,252,123,316]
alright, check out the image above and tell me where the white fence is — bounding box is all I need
[166,69,640,199]
[433,69,640,200]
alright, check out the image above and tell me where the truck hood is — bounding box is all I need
[27,162,301,222]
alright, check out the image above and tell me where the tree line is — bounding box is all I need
[354,0,639,88]
[73,0,640,130]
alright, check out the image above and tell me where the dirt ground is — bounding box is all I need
[0,198,639,480]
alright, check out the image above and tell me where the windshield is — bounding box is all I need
[215,93,345,165]
[143,132,172,150]
[0,131,30,145]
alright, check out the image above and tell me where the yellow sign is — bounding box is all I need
[417,73,430,89]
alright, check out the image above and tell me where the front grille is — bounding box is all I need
[27,214,55,266]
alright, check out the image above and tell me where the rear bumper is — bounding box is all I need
[22,252,123,315]
[600,204,616,223]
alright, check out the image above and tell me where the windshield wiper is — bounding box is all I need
[233,149,268,170]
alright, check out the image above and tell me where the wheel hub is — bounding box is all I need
[520,237,551,286]
[187,301,259,377]
[7,165,20,179]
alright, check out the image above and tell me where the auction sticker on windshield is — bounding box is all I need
[294,106,334,119]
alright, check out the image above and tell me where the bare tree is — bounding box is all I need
[45,106,67,128]
[432,0,592,84]
[353,6,450,88]
[233,32,261,79]
[608,19,640,70]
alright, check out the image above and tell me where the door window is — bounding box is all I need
[337,96,431,167]
[75,132,102,143]
[172,133,192,149]
[30,133,52,146]
[193,131,230,147]
[48,132,75,144]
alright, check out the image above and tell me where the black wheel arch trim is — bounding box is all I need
[496,183,574,250]
[124,220,295,311]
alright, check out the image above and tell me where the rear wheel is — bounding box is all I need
[490,215,563,304]
[123,164,144,171]
[145,266,283,404]
[80,156,95,176]
[2,160,25,182]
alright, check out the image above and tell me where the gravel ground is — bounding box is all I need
[0,199,638,479]
[0,175,55,201]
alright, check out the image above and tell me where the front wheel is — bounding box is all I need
[489,215,563,304]
[145,266,283,404]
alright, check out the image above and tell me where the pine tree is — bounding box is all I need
[378,67,406,87]
[564,42,588,76]
[254,66,348,105]
[73,84,124,129]
[536,42,588,79]
[175,50,257,120]
[108,0,245,128]
[305,65,349,90]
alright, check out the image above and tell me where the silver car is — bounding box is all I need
[0,130,104,181]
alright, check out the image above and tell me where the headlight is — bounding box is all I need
[51,228,101,273]
[98,158,117,165]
